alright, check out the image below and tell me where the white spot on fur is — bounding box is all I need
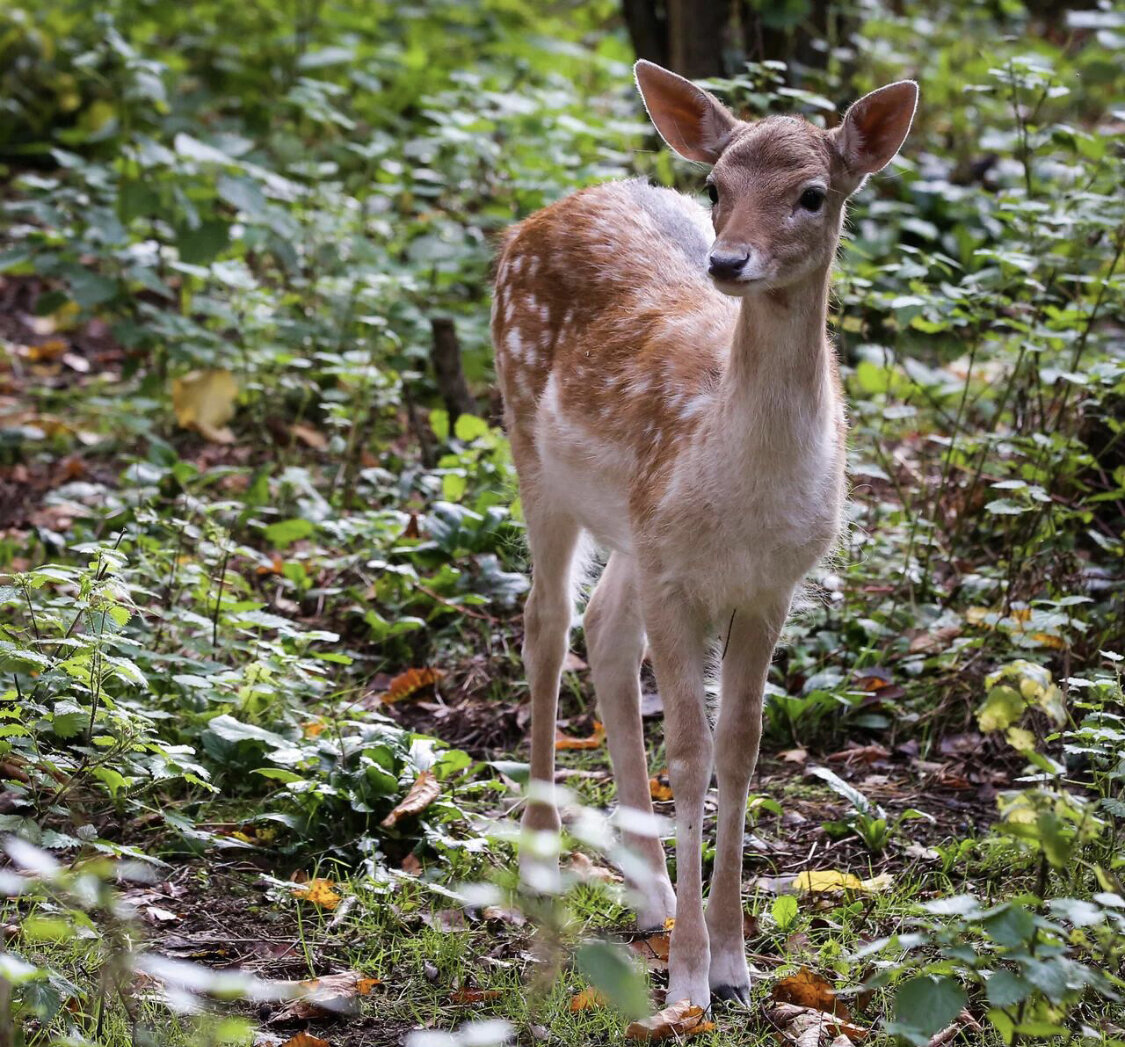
[680,394,712,420]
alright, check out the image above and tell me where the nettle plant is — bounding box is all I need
[867,654,1125,1044]
[0,546,212,853]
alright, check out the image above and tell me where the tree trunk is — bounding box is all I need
[667,0,730,78]
[429,317,478,425]
[622,0,669,68]
[622,0,731,78]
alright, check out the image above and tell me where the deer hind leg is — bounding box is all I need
[519,499,583,890]
[642,582,712,1010]
[585,552,676,929]
[706,597,788,1006]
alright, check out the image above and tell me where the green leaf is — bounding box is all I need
[430,409,450,441]
[67,269,117,307]
[176,220,231,266]
[771,894,799,931]
[892,975,967,1042]
[205,714,289,750]
[217,175,267,217]
[575,941,648,1020]
[988,1008,1015,1043]
[264,518,314,548]
[1021,958,1069,1003]
[983,905,1036,947]
[441,472,467,501]
[488,760,529,783]
[978,685,1025,732]
[252,768,305,784]
[985,498,1027,516]
[807,765,883,817]
[174,133,235,165]
[986,969,1031,1008]
[453,414,489,441]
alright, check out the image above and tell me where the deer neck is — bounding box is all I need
[718,266,836,452]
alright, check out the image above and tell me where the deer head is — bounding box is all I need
[634,60,918,296]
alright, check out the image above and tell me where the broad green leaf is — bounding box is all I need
[575,941,648,1020]
[892,975,967,1041]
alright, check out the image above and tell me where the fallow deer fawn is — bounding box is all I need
[492,61,917,1009]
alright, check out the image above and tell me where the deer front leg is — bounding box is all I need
[643,586,712,1009]
[706,599,787,1005]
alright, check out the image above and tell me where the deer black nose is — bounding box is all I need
[708,251,749,279]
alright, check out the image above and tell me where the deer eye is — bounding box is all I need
[799,187,826,212]
[705,183,719,205]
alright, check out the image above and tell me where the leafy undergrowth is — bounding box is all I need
[1,0,1124,1044]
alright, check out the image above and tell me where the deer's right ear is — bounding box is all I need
[634,60,739,165]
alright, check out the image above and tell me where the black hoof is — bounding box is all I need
[712,983,751,1007]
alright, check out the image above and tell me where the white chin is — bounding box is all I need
[711,277,768,298]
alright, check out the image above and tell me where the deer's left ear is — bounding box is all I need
[834,80,918,180]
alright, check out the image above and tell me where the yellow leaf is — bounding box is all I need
[649,775,673,801]
[1029,633,1065,650]
[793,871,892,894]
[28,338,69,362]
[172,369,239,443]
[294,877,342,909]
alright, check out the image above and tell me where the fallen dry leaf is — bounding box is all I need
[764,1002,869,1046]
[401,852,423,876]
[291,423,327,450]
[629,928,672,971]
[172,369,238,443]
[450,987,502,1004]
[826,745,890,766]
[570,987,608,1012]
[293,878,342,910]
[482,905,526,927]
[567,851,623,884]
[381,667,444,704]
[27,338,68,362]
[626,999,714,1041]
[356,978,381,995]
[280,1034,329,1047]
[925,1010,983,1047]
[649,774,673,801]
[555,721,606,750]
[380,771,441,828]
[780,748,809,764]
[269,970,371,1024]
[772,967,848,1019]
[142,906,179,925]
